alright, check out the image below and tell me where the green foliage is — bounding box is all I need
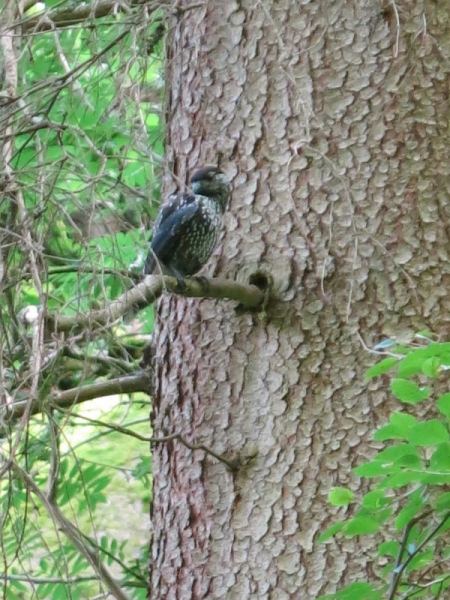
[319,338,450,599]
[6,17,165,318]
[1,2,164,598]
[1,398,151,599]
[328,487,355,506]
[319,581,383,600]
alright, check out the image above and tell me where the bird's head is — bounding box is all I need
[190,166,231,212]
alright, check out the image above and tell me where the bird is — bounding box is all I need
[144,166,231,282]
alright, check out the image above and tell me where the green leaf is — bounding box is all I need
[373,424,404,441]
[354,460,393,477]
[435,492,450,512]
[365,357,398,378]
[390,379,429,404]
[46,145,65,161]
[428,342,450,358]
[318,522,345,543]
[328,487,354,506]
[374,412,417,441]
[422,356,441,378]
[394,452,422,469]
[338,582,381,600]
[51,583,73,600]
[395,495,425,529]
[362,489,387,509]
[407,420,449,446]
[375,507,393,525]
[430,443,450,471]
[397,349,428,378]
[378,540,400,558]
[343,516,380,536]
[376,443,419,462]
[6,578,28,596]
[437,393,450,417]
[390,412,418,429]
[422,473,450,485]
[431,579,450,596]
[382,471,423,488]
[406,549,433,573]
[317,582,381,600]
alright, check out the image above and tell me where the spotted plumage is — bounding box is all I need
[144,166,231,280]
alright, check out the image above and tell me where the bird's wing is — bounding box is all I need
[145,194,200,273]
[152,193,184,232]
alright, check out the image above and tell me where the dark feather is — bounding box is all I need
[144,166,231,279]
[144,194,199,275]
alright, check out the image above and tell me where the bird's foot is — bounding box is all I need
[193,275,210,290]
[174,277,187,293]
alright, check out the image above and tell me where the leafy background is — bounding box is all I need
[320,336,450,600]
[3,2,450,600]
[1,2,163,598]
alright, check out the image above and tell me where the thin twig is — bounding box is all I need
[0,573,100,584]
[390,0,400,58]
[45,409,60,503]
[49,275,266,334]
[0,372,151,426]
[11,462,132,600]
[66,413,238,471]
[20,0,161,33]
[155,432,239,471]
[388,509,450,600]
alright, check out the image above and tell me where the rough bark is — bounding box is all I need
[150,1,450,598]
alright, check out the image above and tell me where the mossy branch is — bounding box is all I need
[48,275,266,334]
[1,372,151,426]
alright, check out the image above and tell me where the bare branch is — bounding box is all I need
[0,573,101,585]
[11,462,132,600]
[21,0,165,33]
[48,275,267,334]
[46,409,60,503]
[1,372,151,425]
[69,413,241,471]
[153,432,240,472]
[387,509,450,600]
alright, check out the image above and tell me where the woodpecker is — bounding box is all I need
[144,166,231,281]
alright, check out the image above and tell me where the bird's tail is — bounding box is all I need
[144,250,156,274]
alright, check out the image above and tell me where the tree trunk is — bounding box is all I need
[150,1,450,597]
